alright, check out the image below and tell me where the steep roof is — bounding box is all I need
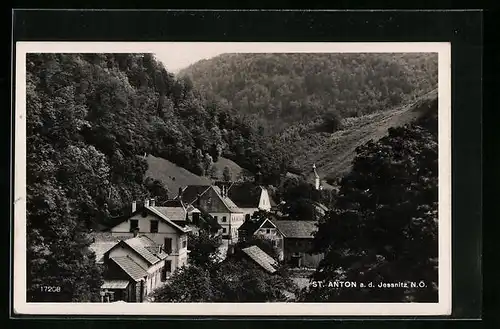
[104,204,191,234]
[110,256,148,281]
[153,206,187,222]
[272,220,318,239]
[237,217,275,236]
[133,235,168,259]
[122,236,162,265]
[179,185,211,205]
[145,206,191,233]
[212,186,243,213]
[227,182,265,208]
[241,245,278,274]
[181,185,243,213]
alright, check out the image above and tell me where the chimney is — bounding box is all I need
[131,201,137,213]
[178,187,183,199]
[150,198,155,207]
[144,199,150,207]
[133,228,139,237]
[196,193,201,207]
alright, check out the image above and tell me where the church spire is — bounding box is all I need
[312,163,320,190]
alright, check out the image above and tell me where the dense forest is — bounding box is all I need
[25,53,282,301]
[180,53,438,133]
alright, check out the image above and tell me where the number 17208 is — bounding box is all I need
[40,286,61,293]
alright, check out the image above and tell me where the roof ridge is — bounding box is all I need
[146,205,190,233]
[211,185,243,213]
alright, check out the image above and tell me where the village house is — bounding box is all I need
[237,214,324,269]
[237,216,285,261]
[178,185,244,243]
[159,196,223,237]
[272,220,324,268]
[105,199,191,274]
[90,234,168,302]
[223,181,276,221]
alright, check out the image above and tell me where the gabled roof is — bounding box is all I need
[226,182,265,208]
[145,206,191,233]
[153,206,187,222]
[212,186,243,213]
[110,256,148,281]
[181,185,243,213]
[124,235,167,263]
[241,245,278,274]
[238,217,278,236]
[89,232,121,263]
[105,204,191,234]
[105,235,167,267]
[120,238,159,265]
[272,220,318,239]
[178,185,211,204]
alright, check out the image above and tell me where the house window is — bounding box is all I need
[273,240,278,247]
[222,216,227,222]
[222,228,227,234]
[150,220,159,233]
[182,237,187,249]
[129,220,138,232]
[266,228,271,234]
[245,214,251,221]
[164,238,172,254]
[214,216,218,221]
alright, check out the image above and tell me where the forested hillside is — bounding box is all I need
[25,53,278,301]
[179,53,438,133]
[279,89,438,183]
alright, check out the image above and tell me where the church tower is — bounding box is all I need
[312,163,320,190]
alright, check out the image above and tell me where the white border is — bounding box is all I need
[13,42,452,316]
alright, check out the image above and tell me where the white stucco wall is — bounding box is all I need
[110,213,188,273]
[209,212,244,242]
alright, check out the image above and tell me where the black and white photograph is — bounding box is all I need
[13,42,451,316]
